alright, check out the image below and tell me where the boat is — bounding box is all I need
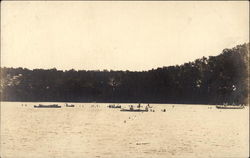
[34,104,61,108]
[120,105,149,112]
[120,109,148,112]
[108,104,121,108]
[65,103,75,107]
[216,104,245,109]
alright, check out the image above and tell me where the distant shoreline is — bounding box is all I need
[1,43,249,106]
[1,101,247,106]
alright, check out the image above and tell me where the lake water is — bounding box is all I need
[1,102,249,158]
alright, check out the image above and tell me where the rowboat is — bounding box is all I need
[34,104,61,108]
[108,105,121,108]
[65,103,75,107]
[216,105,245,109]
[120,104,149,112]
[120,109,148,112]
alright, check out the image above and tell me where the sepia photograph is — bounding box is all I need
[0,1,249,158]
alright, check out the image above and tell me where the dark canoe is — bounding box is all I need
[108,105,121,108]
[34,104,61,108]
[120,109,148,112]
[66,104,75,107]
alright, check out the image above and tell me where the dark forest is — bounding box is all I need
[1,43,249,105]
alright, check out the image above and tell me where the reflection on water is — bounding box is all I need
[1,102,249,158]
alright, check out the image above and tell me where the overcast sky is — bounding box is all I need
[1,1,249,71]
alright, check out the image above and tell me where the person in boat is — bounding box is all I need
[130,105,134,110]
[147,104,152,108]
[137,103,141,108]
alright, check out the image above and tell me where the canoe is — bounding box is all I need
[108,105,121,108]
[34,104,61,108]
[216,105,245,109]
[66,104,75,107]
[120,109,148,112]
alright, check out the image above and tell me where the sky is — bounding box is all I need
[1,1,249,71]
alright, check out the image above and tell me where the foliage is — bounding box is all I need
[1,43,249,104]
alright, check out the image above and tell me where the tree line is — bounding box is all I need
[0,43,249,105]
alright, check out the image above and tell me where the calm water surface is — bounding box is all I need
[1,102,249,158]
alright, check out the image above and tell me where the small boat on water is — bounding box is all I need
[120,104,149,112]
[216,104,245,109]
[120,109,148,112]
[34,104,61,108]
[108,104,121,108]
[65,103,75,107]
